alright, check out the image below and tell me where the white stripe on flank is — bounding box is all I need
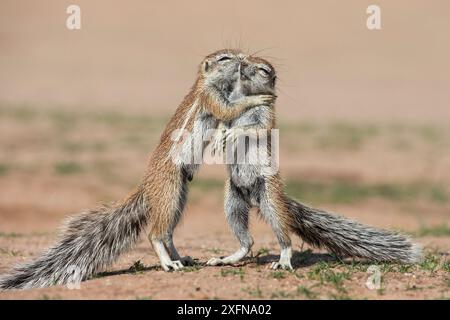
[168,99,200,164]
[175,99,199,142]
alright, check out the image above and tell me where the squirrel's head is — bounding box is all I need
[200,49,276,101]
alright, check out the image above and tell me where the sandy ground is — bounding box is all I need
[0,105,448,300]
[0,1,449,300]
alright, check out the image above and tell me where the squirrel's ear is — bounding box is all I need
[271,75,277,87]
[203,60,210,72]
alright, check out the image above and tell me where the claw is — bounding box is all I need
[270,261,293,271]
[246,94,276,107]
[161,260,184,272]
[259,94,276,105]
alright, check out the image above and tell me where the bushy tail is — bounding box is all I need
[0,187,148,290]
[287,198,421,263]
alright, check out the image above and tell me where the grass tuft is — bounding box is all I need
[129,260,147,274]
[307,262,351,292]
[254,247,270,257]
[269,271,287,280]
[270,290,292,299]
[242,285,263,298]
[0,248,22,256]
[221,267,245,281]
[297,285,318,299]
[419,254,441,273]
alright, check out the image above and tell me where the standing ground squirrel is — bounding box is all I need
[0,49,274,289]
[206,51,421,270]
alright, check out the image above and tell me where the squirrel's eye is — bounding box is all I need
[217,55,232,62]
[258,68,270,77]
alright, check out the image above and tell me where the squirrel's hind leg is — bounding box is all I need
[150,237,183,271]
[147,171,191,271]
[162,177,195,266]
[207,179,253,266]
[164,233,195,266]
[259,179,293,271]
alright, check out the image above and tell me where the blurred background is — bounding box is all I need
[0,0,449,249]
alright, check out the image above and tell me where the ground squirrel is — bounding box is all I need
[0,50,421,290]
[0,49,274,289]
[206,51,421,270]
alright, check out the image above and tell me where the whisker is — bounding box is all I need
[249,46,278,57]
[276,84,301,104]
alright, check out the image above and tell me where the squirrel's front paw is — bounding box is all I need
[211,130,226,155]
[206,257,225,266]
[249,94,276,106]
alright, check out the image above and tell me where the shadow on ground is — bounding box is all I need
[95,249,357,280]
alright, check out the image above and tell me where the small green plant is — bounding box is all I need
[344,261,368,273]
[242,285,263,298]
[307,261,331,276]
[129,260,146,273]
[297,285,318,299]
[379,263,396,273]
[329,292,353,300]
[307,262,350,292]
[270,290,292,299]
[397,264,414,273]
[182,264,203,273]
[420,254,440,273]
[442,260,450,273]
[254,247,270,257]
[269,271,287,280]
[39,294,62,300]
[0,248,21,256]
[221,267,245,281]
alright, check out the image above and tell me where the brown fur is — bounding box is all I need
[142,53,271,239]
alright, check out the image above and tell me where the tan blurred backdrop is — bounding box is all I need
[1,0,450,123]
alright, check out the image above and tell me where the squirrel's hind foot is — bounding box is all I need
[270,261,293,271]
[161,260,184,272]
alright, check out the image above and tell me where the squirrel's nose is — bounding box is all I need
[239,63,250,80]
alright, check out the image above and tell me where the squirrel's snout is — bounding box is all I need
[238,61,252,81]
[239,65,250,81]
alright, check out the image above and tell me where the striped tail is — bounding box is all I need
[287,198,421,263]
[0,187,148,290]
